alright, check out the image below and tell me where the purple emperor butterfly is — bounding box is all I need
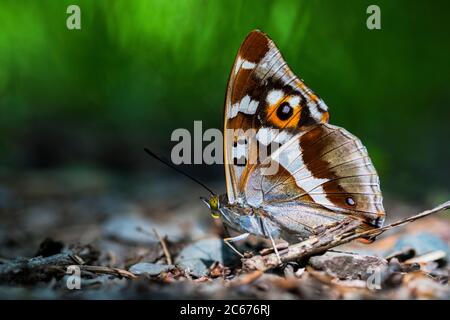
[202,30,385,255]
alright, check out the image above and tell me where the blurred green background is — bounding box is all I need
[0,0,449,203]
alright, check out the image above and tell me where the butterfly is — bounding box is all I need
[201,30,385,258]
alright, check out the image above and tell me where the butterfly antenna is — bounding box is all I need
[144,148,215,196]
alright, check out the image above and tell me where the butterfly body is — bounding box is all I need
[217,194,282,239]
[207,30,386,245]
[218,193,339,243]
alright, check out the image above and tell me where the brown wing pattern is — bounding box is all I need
[224,30,329,204]
[245,123,385,232]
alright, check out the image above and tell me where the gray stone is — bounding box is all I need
[175,238,237,277]
[387,232,450,258]
[102,215,188,244]
[102,216,159,244]
[309,251,388,280]
[129,262,174,276]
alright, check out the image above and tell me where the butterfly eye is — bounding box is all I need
[276,102,293,120]
[209,196,219,210]
[346,197,356,206]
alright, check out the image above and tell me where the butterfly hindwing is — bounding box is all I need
[245,124,385,232]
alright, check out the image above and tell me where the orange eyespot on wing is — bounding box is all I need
[265,94,302,129]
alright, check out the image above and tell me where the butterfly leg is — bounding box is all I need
[260,218,282,264]
[267,230,282,264]
[223,233,249,258]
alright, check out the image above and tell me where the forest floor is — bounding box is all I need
[0,168,449,299]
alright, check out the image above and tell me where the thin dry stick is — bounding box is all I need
[153,228,173,265]
[340,200,450,241]
[136,226,173,265]
[79,265,137,279]
[242,200,450,272]
[0,252,138,282]
[229,270,263,287]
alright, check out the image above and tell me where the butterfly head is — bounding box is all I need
[200,195,221,219]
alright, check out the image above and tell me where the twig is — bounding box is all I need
[136,226,173,265]
[0,253,84,284]
[337,200,450,242]
[79,265,136,279]
[242,201,450,272]
[153,228,173,265]
[229,270,263,287]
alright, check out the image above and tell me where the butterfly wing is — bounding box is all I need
[224,30,329,205]
[245,123,385,238]
[223,30,385,238]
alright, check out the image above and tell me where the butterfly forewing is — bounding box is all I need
[224,30,329,204]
